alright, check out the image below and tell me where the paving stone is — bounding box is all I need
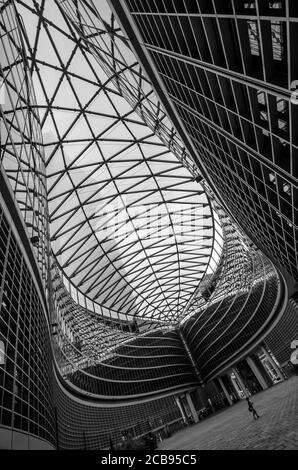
[159,377,298,450]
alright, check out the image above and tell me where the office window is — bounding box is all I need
[269,1,283,9]
[244,2,256,8]
[276,98,287,113]
[271,21,284,61]
[283,182,291,196]
[278,119,288,131]
[257,91,266,106]
[247,20,260,56]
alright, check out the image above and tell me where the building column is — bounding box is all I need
[175,396,188,424]
[261,346,284,381]
[218,377,233,406]
[232,367,248,397]
[185,392,199,423]
[227,369,239,397]
[246,356,268,390]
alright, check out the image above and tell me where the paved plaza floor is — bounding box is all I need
[159,376,298,450]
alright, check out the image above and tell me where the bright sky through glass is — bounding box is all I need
[16,0,222,324]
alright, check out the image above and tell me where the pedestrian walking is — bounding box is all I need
[246,397,260,420]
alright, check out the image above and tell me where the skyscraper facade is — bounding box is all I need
[110,0,298,287]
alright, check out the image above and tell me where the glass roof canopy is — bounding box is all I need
[15,0,219,324]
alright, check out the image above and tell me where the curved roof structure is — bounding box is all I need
[0,0,293,454]
[15,0,219,324]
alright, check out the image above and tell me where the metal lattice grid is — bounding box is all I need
[13,0,219,325]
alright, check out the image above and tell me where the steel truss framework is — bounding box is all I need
[0,0,286,406]
[3,0,222,325]
[0,0,49,289]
